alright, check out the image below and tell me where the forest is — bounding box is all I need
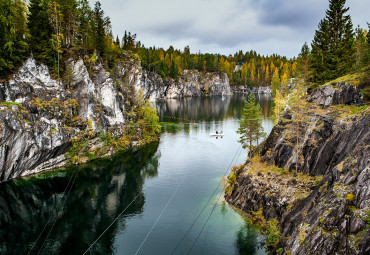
[1,0,369,92]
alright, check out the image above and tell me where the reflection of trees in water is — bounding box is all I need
[157,96,231,122]
[0,143,160,255]
[235,223,259,255]
[157,95,272,123]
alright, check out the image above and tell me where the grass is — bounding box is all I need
[0,101,22,107]
[244,155,323,202]
[299,223,310,244]
[326,65,370,87]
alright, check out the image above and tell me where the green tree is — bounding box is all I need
[93,1,106,57]
[237,93,266,169]
[287,84,309,173]
[297,42,311,78]
[311,0,354,82]
[271,67,280,96]
[0,0,29,77]
[76,0,93,56]
[28,0,55,69]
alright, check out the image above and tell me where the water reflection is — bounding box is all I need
[157,94,273,123]
[235,224,260,255]
[0,143,160,255]
[0,94,272,255]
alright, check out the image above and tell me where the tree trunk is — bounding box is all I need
[249,134,252,170]
[296,121,299,173]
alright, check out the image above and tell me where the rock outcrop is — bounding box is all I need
[0,56,138,182]
[309,82,367,107]
[232,86,271,95]
[0,54,232,182]
[226,81,370,255]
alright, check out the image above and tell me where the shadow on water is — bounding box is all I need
[0,142,160,255]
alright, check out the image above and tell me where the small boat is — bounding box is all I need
[210,133,224,136]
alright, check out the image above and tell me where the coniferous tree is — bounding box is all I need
[28,0,55,69]
[237,93,265,169]
[0,0,29,77]
[297,42,311,78]
[311,0,354,82]
[76,0,93,56]
[93,1,106,58]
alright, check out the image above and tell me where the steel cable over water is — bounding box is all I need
[82,96,272,254]
[26,168,79,255]
[132,99,227,254]
[171,144,243,254]
[36,170,79,255]
[83,97,226,254]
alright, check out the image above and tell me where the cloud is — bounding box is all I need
[91,0,370,58]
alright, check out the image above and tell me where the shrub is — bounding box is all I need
[265,219,281,248]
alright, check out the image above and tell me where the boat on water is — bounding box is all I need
[210,133,224,136]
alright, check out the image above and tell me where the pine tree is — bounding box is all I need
[0,0,29,77]
[311,0,354,82]
[28,0,55,69]
[76,0,93,56]
[93,1,106,57]
[237,93,266,169]
[298,42,310,78]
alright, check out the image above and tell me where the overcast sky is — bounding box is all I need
[90,0,370,58]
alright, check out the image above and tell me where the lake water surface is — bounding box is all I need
[0,95,273,255]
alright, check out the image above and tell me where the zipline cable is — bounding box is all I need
[134,178,183,255]
[36,169,79,255]
[171,144,243,254]
[82,190,145,255]
[186,145,244,255]
[134,99,224,254]
[26,168,77,255]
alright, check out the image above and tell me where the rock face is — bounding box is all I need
[232,86,271,95]
[226,82,370,255]
[138,69,231,101]
[115,58,231,101]
[0,55,232,182]
[0,56,131,182]
[309,82,367,107]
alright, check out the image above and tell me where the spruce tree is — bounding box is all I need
[0,0,29,77]
[237,93,266,169]
[311,0,354,82]
[93,1,106,57]
[28,0,55,69]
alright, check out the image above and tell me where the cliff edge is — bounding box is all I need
[226,79,370,255]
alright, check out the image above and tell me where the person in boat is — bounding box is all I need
[216,130,218,134]
[220,131,223,134]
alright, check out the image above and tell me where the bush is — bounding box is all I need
[265,219,281,248]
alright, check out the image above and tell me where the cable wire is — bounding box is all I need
[26,169,77,255]
[36,169,79,255]
[171,144,242,254]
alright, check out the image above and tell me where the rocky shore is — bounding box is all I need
[226,80,370,254]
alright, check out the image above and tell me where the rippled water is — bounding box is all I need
[0,94,273,255]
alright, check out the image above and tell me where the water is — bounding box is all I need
[0,94,273,255]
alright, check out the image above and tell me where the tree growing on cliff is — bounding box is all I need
[28,0,56,72]
[0,0,29,77]
[311,0,354,82]
[237,93,266,169]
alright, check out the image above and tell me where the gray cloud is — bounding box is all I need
[91,0,370,58]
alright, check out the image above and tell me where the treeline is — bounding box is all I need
[0,0,297,88]
[0,0,129,78]
[299,0,370,84]
[137,45,297,88]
